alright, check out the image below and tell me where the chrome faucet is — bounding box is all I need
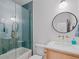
[58,35,64,39]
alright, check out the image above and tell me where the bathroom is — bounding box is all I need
[0,0,79,59]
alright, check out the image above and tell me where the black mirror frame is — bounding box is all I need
[52,12,78,33]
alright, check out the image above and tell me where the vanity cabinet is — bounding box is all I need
[44,49,79,59]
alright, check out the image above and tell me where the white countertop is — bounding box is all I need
[36,41,79,57]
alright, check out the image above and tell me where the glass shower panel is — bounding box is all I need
[0,0,16,59]
[14,5,30,59]
[22,8,30,48]
[15,1,33,59]
[0,0,33,59]
[15,2,33,49]
[21,1,33,49]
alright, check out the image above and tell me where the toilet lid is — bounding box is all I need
[29,55,42,59]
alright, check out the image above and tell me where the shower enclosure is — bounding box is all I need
[0,0,33,59]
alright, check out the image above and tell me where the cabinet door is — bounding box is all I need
[45,49,79,59]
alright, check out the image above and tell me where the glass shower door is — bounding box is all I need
[0,0,17,59]
[0,0,33,59]
[15,1,33,59]
[22,8,30,48]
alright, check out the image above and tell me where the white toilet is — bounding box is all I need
[29,45,44,59]
[29,55,42,59]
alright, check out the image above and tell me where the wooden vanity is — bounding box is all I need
[36,43,79,59]
[44,48,79,59]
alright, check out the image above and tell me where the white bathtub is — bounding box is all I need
[0,47,32,59]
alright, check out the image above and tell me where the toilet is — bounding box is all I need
[29,55,42,59]
[29,45,44,59]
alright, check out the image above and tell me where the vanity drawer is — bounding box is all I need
[45,49,79,59]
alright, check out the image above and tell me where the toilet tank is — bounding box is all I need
[35,44,44,56]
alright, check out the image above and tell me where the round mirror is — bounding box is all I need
[52,12,78,33]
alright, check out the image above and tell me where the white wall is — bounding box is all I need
[33,0,79,54]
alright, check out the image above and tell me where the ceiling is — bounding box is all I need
[15,0,32,5]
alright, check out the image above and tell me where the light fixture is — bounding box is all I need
[59,0,68,9]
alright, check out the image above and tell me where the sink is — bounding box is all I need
[47,41,79,50]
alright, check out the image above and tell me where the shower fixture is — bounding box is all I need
[12,22,19,32]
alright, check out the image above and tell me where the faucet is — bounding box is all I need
[58,35,65,39]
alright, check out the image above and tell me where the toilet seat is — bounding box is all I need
[29,55,42,59]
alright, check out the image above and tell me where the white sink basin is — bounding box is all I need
[46,41,79,55]
[47,41,79,47]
